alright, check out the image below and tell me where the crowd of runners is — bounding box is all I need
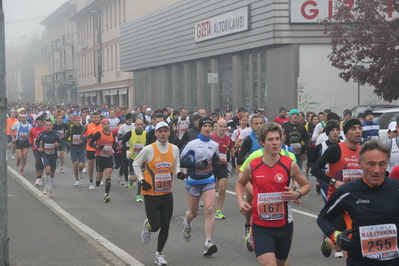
[6,100,399,266]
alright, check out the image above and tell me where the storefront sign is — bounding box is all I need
[195,6,249,42]
[208,73,218,84]
[290,0,398,23]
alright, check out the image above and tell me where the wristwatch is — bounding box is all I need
[329,178,337,186]
[297,191,302,199]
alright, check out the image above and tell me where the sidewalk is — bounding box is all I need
[7,169,128,266]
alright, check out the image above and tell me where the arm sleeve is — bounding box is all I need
[133,146,153,182]
[122,131,132,148]
[80,125,89,140]
[89,132,101,149]
[308,144,322,167]
[179,142,197,168]
[310,144,341,183]
[172,145,180,176]
[317,187,349,237]
[237,137,253,165]
[312,123,322,142]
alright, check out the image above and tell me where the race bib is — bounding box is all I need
[72,134,82,145]
[257,192,284,220]
[196,159,212,175]
[18,132,27,141]
[360,224,399,261]
[155,173,172,192]
[290,143,301,154]
[57,130,65,139]
[44,143,55,155]
[133,144,144,155]
[101,145,113,157]
[219,154,227,164]
[342,169,363,183]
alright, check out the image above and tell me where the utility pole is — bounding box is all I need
[0,0,9,265]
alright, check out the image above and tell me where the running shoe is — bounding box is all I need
[199,199,204,207]
[74,180,80,186]
[203,240,217,256]
[182,218,191,242]
[214,210,226,219]
[321,234,332,258]
[334,251,344,258]
[104,194,111,203]
[19,170,25,175]
[100,180,104,186]
[120,180,125,186]
[42,187,49,195]
[154,252,168,266]
[244,225,250,238]
[141,219,151,244]
[89,183,95,190]
[79,171,84,179]
[136,195,143,202]
[11,155,15,160]
[16,159,21,167]
[82,167,87,174]
[245,234,254,252]
[35,179,41,186]
[60,167,65,173]
[48,189,54,198]
[128,180,135,189]
[117,178,122,185]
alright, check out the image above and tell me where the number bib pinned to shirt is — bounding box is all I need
[360,224,399,261]
[101,146,113,157]
[57,130,65,139]
[342,169,363,184]
[72,134,82,145]
[290,143,301,154]
[257,192,284,220]
[44,143,55,155]
[133,144,144,155]
[155,173,172,193]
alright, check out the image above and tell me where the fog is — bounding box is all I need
[4,0,68,47]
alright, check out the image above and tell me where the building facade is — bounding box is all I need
[120,0,399,118]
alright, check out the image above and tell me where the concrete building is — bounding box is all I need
[40,1,77,104]
[69,0,181,107]
[120,0,399,118]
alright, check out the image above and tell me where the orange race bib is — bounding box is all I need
[257,192,284,220]
[360,224,399,261]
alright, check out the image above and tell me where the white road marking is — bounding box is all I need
[226,189,319,219]
[8,166,144,266]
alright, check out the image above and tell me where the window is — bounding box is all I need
[109,4,112,29]
[115,44,118,69]
[111,46,114,70]
[105,6,108,30]
[118,0,121,24]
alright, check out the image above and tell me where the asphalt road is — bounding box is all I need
[7,152,344,266]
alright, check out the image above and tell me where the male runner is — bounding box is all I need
[133,121,180,266]
[11,114,32,174]
[6,111,18,160]
[236,122,310,266]
[318,140,399,265]
[53,114,68,173]
[174,107,190,140]
[66,117,86,186]
[28,116,46,185]
[36,120,61,198]
[210,119,234,219]
[89,119,116,202]
[180,117,220,256]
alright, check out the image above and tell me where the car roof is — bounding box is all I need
[372,107,399,113]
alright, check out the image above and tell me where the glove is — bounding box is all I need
[336,228,356,251]
[176,172,186,180]
[96,145,104,150]
[126,150,132,159]
[195,159,208,169]
[140,179,152,190]
[234,151,239,158]
[87,133,93,139]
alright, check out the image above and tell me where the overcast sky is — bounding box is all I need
[4,0,68,47]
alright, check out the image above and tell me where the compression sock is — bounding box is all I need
[105,179,111,194]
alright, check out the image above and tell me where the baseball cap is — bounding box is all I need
[155,122,170,131]
[388,122,397,132]
[146,107,152,111]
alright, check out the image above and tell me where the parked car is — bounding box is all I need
[372,108,399,141]
[351,104,399,119]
